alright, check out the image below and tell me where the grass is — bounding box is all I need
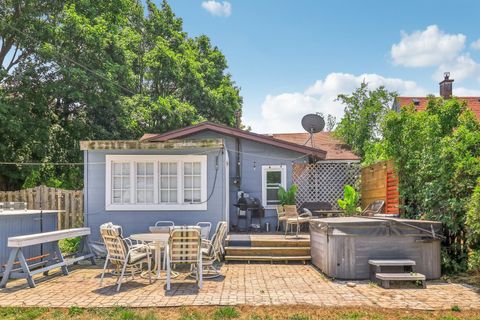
[0,306,480,320]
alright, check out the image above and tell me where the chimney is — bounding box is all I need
[439,72,454,99]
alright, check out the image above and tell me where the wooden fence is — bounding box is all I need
[361,160,399,214]
[0,185,83,229]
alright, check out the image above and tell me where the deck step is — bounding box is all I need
[226,234,310,248]
[225,246,310,257]
[225,255,311,262]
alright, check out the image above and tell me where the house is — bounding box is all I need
[393,73,480,118]
[81,121,359,241]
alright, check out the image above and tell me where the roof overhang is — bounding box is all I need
[141,122,327,159]
[79,139,224,151]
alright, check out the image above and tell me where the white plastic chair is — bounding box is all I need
[196,222,212,240]
[99,223,152,291]
[149,220,174,233]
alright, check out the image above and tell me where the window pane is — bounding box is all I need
[146,163,154,175]
[137,190,146,203]
[160,163,169,175]
[123,190,130,202]
[184,176,192,188]
[184,190,193,202]
[113,177,122,189]
[170,191,177,202]
[137,177,146,189]
[146,190,154,203]
[193,190,201,202]
[122,163,130,174]
[160,190,168,203]
[137,163,145,175]
[160,177,169,188]
[113,190,121,203]
[170,177,177,188]
[267,188,280,201]
[193,162,201,175]
[123,177,130,188]
[184,162,192,175]
[113,163,122,175]
[266,171,281,184]
[169,162,177,174]
[146,177,154,189]
[193,176,201,188]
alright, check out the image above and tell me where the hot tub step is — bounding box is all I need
[375,272,426,289]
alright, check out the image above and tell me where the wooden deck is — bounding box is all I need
[225,233,311,263]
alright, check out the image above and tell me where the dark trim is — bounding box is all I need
[142,122,327,158]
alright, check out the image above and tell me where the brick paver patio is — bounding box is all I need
[0,262,479,310]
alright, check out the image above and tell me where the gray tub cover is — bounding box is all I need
[309,216,442,238]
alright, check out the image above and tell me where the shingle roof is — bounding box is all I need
[140,122,327,159]
[396,96,480,119]
[270,132,360,161]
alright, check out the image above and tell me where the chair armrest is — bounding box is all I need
[299,212,312,218]
[129,243,151,254]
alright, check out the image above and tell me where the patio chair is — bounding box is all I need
[99,222,152,292]
[284,205,312,237]
[166,226,202,291]
[276,205,287,231]
[196,221,212,240]
[193,221,227,279]
[361,200,385,216]
[149,220,174,233]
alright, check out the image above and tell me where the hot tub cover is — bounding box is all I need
[309,216,442,238]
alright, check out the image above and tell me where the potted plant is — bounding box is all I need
[278,184,298,206]
[337,185,361,216]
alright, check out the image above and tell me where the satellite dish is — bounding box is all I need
[301,113,325,148]
[301,113,325,133]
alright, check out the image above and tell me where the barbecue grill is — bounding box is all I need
[233,193,265,232]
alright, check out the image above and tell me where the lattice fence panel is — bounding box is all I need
[292,161,360,209]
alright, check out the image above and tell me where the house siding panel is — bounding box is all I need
[84,147,225,241]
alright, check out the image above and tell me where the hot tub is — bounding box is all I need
[310,216,442,280]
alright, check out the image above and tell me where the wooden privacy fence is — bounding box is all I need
[0,185,83,229]
[361,160,399,214]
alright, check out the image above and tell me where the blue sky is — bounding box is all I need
[165,0,480,132]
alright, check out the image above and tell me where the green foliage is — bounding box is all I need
[383,98,480,273]
[213,307,239,319]
[59,237,81,254]
[334,83,397,160]
[278,184,298,205]
[0,0,242,190]
[337,185,361,216]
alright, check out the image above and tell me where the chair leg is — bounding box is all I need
[166,252,171,291]
[198,259,203,289]
[99,256,109,287]
[116,261,128,292]
[147,253,152,284]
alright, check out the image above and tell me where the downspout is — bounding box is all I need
[84,150,88,228]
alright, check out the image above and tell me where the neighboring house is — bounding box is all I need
[393,73,480,118]
[81,121,358,241]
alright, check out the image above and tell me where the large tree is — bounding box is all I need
[334,83,396,162]
[0,0,242,189]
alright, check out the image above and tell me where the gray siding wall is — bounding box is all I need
[188,132,305,230]
[84,147,226,241]
[84,130,307,239]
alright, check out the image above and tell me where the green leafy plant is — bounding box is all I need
[278,184,298,205]
[337,185,361,216]
[59,237,81,254]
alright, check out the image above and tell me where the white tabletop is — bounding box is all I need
[130,233,169,243]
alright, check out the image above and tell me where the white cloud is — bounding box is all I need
[454,87,480,96]
[434,54,480,82]
[471,39,480,50]
[245,73,426,133]
[201,1,231,17]
[391,25,466,67]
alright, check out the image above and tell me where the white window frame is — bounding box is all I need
[261,165,287,209]
[105,155,207,211]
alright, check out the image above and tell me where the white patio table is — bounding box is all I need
[130,233,169,280]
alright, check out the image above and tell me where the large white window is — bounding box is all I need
[106,155,207,211]
[261,165,287,208]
